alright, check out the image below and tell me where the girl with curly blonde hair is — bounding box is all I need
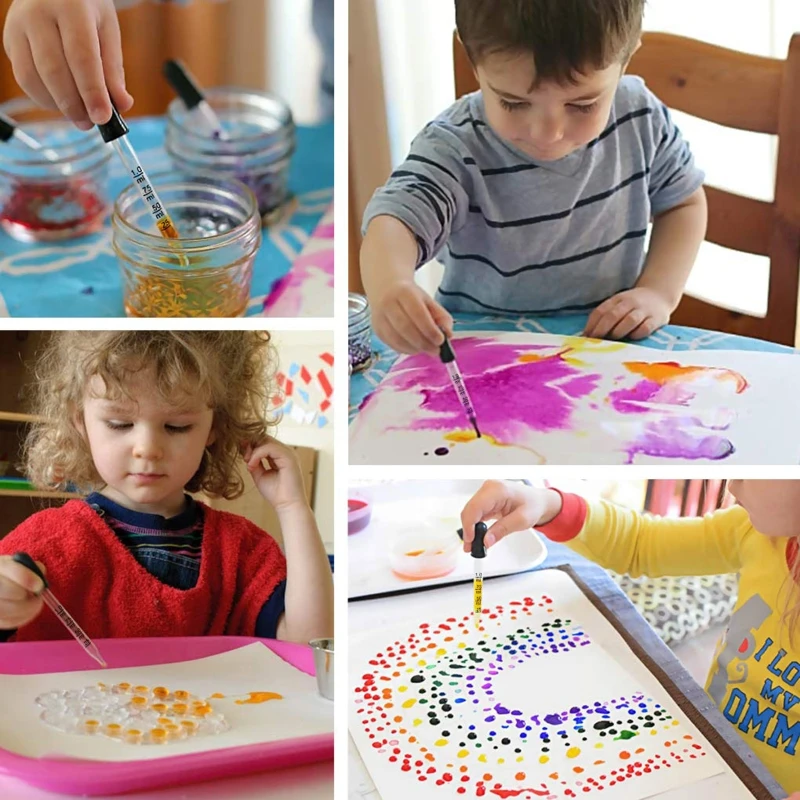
[459,480,800,796]
[0,331,332,646]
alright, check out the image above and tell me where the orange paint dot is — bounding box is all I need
[619,751,631,759]
[210,692,225,699]
[572,767,584,774]
[235,691,283,705]
[514,773,525,781]
[484,774,493,781]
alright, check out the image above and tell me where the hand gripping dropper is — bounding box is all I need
[457,522,488,627]
[12,551,107,667]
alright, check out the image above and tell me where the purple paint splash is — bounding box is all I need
[385,338,600,443]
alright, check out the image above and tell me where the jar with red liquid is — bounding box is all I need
[165,89,295,221]
[112,172,260,317]
[0,99,111,242]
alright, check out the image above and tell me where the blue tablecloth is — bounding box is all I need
[349,311,797,421]
[0,117,333,317]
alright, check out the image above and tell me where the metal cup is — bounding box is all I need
[309,638,334,700]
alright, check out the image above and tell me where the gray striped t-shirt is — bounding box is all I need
[363,76,704,315]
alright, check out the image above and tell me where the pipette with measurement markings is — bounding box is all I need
[457,522,488,627]
[97,106,181,240]
[12,551,107,668]
[439,336,482,439]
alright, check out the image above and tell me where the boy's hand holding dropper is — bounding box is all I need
[362,215,454,356]
[4,0,133,130]
[241,438,333,644]
[459,480,561,552]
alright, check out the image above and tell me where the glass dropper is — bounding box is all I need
[96,106,181,240]
[0,111,72,175]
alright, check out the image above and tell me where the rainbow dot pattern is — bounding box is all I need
[354,596,709,797]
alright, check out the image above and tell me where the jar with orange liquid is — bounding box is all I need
[112,172,260,317]
[388,523,461,580]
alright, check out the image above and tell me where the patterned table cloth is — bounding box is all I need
[0,118,333,317]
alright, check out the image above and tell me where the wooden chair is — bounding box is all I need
[453,31,800,346]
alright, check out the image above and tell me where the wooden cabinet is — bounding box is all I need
[0,332,77,537]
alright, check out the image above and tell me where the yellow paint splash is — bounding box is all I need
[398,685,408,692]
[566,747,581,758]
[434,739,448,747]
[457,749,469,758]
[478,754,487,763]
[209,693,225,699]
[444,431,507,448]
[413,718,422,726]
[402,699,417,708]
[539,755,549,765]
[234,692,283,705]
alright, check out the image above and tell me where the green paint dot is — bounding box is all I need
[614,731,637,740]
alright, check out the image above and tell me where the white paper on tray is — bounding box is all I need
[349,333,800,465]
[350,570,757,800]
[0,643,332,761]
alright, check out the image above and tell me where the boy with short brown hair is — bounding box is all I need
[361,0,707,354]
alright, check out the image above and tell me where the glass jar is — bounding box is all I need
[112,172,260,318]
[349,293,373,372]
[165,89,295,219]
[0,99,111,242]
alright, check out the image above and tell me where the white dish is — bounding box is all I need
[348,479,547,599]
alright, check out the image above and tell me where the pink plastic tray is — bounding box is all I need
[0,637,333,796]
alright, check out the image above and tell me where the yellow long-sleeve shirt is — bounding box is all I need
[540,496,800,793]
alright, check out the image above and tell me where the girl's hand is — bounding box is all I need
[460,481,562,553]
[0,555,46,630]
[3,0,134,130]
[241,437,308,514]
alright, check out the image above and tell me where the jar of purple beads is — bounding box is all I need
[165,88,295,220]
[349,293,373,372]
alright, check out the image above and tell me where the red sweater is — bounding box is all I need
[0,500,286,641]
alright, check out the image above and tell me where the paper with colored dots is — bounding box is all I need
[0,643,331,761]
[349,333,800,466]
[350,569,759,799]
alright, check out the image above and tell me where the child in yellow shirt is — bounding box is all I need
[460,480,800,797]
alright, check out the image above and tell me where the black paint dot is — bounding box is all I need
[410,675,425,684]
[434,447,449,457]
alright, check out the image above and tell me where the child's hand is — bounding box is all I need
[241,438,308,515]
[0,555,46,630]
[583,287,673,341]
[783,794,800,799]
[371,280,454,356]
[3,0,134,130]
[460,480,562,552]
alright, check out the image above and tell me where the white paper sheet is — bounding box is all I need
[349,570,758,800]
[349,333,800,465]
[0,643,332,761]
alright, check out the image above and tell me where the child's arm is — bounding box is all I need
[361,215,454,356]
[583,187,707,340]
[360,123,474,356]
[3,0,133,130]
[461,480,748,579]
[242,438,333,644]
